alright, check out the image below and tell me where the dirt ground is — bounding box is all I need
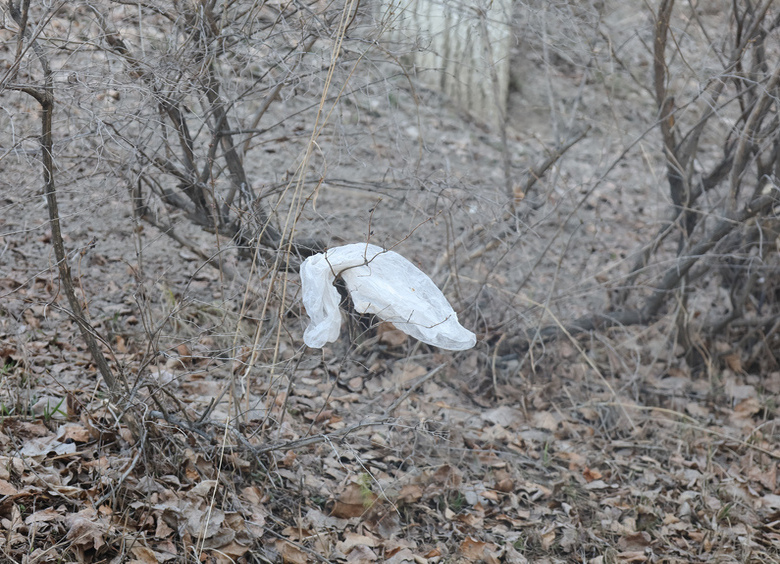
[1,1,779,562]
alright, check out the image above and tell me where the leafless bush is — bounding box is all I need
[613,0,780,373]
[0,0,393,443]
[489,2,780,377]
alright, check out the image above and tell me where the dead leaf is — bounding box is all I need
[155,515,175,539]
[25,547,60,562]
[241,485,266,505]
[276,539,308,564]
[724,353,743,373]
[618,531,651,551]
[337,532,378,552]
[540,527,556,550]
[226,452,251,470]
[763,494,780,510]
[398,484,423,503]
[617,551,648,562]
[384,547,416,563]
[733,397,761,418]
[727,382,756,402]
[377,323,407,347]
[130,545,160,564]
[494,477,514,493]
[684,402,709,419]
[455,512,484,528]
[532,411,560,431]
[184,504,224,539]
[585,480,610,490]
[503,542,529,564]
[176,343,191,362]
[212,540,249,560]
[3,420,49,439]
[583,467,602,482]
[460,537,500,563]
[366,508,401,538]
[481,406,523,427]
[0,479,17,495]
[496,513,530,527]
[330,482,377,518]
[558,451,587,469]
[20,435,76,458]
[65,508,109,551]
[57,423,91,443]
[345,544,378,563]
[25,507,61,525]
[281,526,314,542]
[577,407,599,421]
[394,363,426,384]
[115,334,128,353]
[432,465,461,487]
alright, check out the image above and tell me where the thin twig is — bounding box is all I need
[256,418,393,454]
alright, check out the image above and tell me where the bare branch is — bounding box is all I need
[8,1,122,401]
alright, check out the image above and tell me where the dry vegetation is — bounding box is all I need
[1,0,780,562]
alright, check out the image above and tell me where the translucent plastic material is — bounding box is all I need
[300,243,476,350]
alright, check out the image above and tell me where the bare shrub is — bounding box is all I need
[614,1,780,373]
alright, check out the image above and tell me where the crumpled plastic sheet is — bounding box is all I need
[300,243,476,350]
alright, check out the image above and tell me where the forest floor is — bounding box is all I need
[1,1,780,563]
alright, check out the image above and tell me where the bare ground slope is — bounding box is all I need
[0,1,779,562]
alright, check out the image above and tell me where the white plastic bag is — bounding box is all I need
[300,243,476,350]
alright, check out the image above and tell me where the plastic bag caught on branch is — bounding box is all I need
[300,243,476,350]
